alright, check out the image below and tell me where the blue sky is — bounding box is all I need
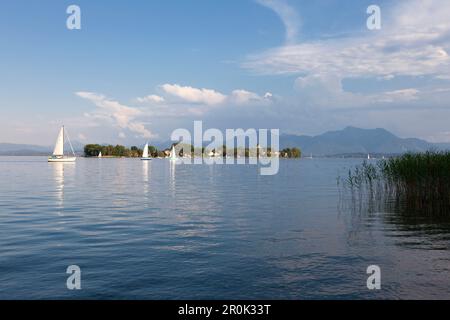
[1,0,450,145]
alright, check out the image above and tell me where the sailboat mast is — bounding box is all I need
[62,126,65,155]
[64,126,76,156]
[48,125,76,162]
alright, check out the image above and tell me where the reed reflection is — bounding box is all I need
[340,154,450,247]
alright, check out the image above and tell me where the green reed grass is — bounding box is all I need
[342,151,450,216]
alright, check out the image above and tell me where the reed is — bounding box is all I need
[342,151,450,217]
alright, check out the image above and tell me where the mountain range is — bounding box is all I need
[280,127,450,156]
[0,141,85,156]
[1,127,449,156]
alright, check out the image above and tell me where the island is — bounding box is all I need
[83,143,301,159]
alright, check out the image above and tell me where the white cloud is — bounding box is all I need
[264,92,273,99]
[256,0,300,44]
[245,0,450,118]
[76,91,155,139]
[161,84,227,105]
[157,83,273,108]
[247,0,450,79]
[136,94,165,104]
[229,89,273,105]
[294,74,422,108]
[244,38,450,78]
[378,89,419,103]
[75,85,274,137]
[294,74,367,108]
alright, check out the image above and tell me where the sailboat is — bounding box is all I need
[367,153,371,160]
[98,151,102,158]
[141,143,152,161]
[170,145,177,161]
[48,126,76,163]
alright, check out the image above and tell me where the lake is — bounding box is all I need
[0,157,449,299]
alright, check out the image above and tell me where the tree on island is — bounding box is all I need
[84,143,301,159]
[280,147,301,158]
[84,144,156,158]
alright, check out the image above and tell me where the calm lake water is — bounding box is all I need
[0,156,449,299]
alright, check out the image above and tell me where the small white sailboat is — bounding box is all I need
[98,151,102,158]
[48,126,76,163]
[367,153,371,160]
[170,145,177,161]
[141,143,152,161]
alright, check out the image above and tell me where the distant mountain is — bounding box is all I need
[0,143,50,156]
[1,127,449,156]
[280,127,448,156]
[433,142,450,150]
[0,141,84,156]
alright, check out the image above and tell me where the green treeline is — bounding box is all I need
[280,148,301,158]
[84,144,160,158]
[84,143,302,159]
[175,144,302,158]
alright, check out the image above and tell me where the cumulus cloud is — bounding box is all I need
[157,83,273,108]
[161,84,227,105]
[136,94,165,104]
[229,89,273,105]
[293,74,423,108]
[76,91,155,139]
[76,85,274,137]
[244,0,450,116]
[294,74,368,108]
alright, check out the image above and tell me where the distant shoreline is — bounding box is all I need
[0,154,401,159]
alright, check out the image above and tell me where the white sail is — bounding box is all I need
[142,143,149,158]
[53,127,64,156]
[98,151,102,158]
[48,126,76,162]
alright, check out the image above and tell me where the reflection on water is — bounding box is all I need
[340,183,450,299]
[142,160,149,183]
[51,162,75,215]
[341,184,450,248]
[52,162,64,212]
[111,159,129,208]
[381,197,450,250]
[142,160,150,200]
[169,159,177,193]
[0,157,449,299]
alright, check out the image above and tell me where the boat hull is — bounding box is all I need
[140,158,152,161]
[48,157,76,163]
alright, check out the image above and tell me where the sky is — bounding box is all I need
[1,0,450,146]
